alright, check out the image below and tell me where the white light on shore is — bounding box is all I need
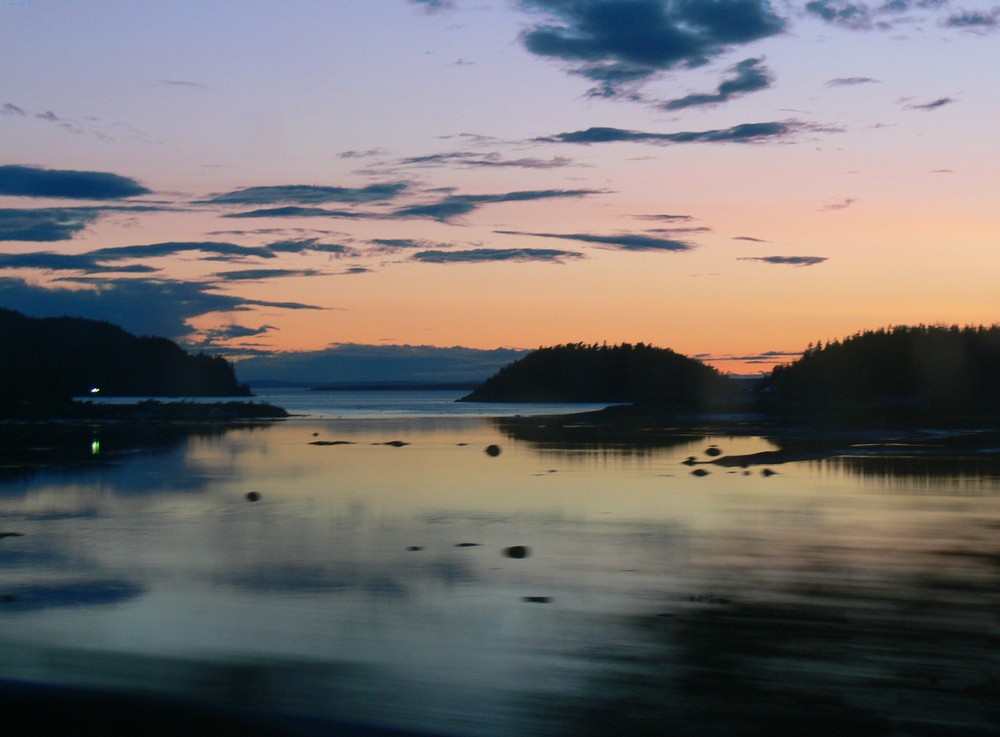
[90,387,100,394]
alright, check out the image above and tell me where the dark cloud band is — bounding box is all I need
[0,165,150,200]
[537,121,798,145]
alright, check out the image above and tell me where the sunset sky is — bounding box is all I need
[2,0,997,374]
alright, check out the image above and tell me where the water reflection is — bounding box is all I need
[820,454,1000,491]
[0,417,997,735]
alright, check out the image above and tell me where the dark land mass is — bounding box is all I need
[472,328,1000,445]
[0,308,251,418]
[460,342,742,408]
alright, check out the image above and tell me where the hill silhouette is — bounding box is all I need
[460,342,742,409]
[0,308,249,414]
[760,325,1000,419]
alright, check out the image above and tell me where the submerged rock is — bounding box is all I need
[522,596,551,603]
[245,491,261,502]
[485,444,502,457]
[691,468,710,477]
[705,445,722,457]
[503,545,530,559]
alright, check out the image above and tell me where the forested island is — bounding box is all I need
[464,327,1000,426]
[461,342,743,409]
[0,308,286,420]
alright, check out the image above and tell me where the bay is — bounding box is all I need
[0,395,997,735]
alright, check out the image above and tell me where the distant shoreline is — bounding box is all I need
[0,398,288,423]
[309,382,478,392]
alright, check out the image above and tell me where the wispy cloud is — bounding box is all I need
[400,151,576,169]
[0,251,157,273]
[0,165,150,200]
[537,121,804,145]
[0,239,356,273]
[806,0,970,31]
[945,8,1000,29]
[203,182,408,205]
[222,206,373,219]
[662,58,773,110]
[156,79,208,88]
[410,0,455,12]
[369,238,437,251]
[213,268,327,281]
[0,208,102,242]
[826,76,879,86]
[264,238,351,255]
[633,214,694,222]
[820,197,856,211]
[3,103,149,141]
[393,188,602,221]
[518,0,785,99]
[412,248,582,263]
[86,241,275,261]
[739,255,828,266]
[905,96,956,111]
[496,230,695,252]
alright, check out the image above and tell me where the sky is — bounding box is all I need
[2,0,998,375]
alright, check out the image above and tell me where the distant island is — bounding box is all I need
[0,308,286,420]
[460,342,744,409]
[462,327,1000,426]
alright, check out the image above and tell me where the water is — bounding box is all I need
[82,386,621,419]
[1,395,997,735]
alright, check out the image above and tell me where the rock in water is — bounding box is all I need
[245,491,261,502]
[504,545,530,559]
[485,444,501,457]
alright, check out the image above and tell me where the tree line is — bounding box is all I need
[0,308,249,416]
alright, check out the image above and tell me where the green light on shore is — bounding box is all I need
[91,439,101,455]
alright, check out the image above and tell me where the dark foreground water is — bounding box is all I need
[0,413,997,735]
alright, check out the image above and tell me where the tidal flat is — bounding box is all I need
[0,415,997,736]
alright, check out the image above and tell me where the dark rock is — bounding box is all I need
[761,468,776,477]
[309,440,354,446]
[406,546,424,552]
[681,456,697,466]
[381,440,409,447]
[691,468,710,477]
[522,596,551,603]
[245,491,261,502]
[1,594,16,603]
[0,532,25,540]
[503,545,530,559]
[455,542,480,548]
[485,444,501,457]
[705,445,722,457]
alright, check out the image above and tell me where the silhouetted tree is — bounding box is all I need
[759,325,1000,418]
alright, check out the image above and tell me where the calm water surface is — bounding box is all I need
[1,401,997,735]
